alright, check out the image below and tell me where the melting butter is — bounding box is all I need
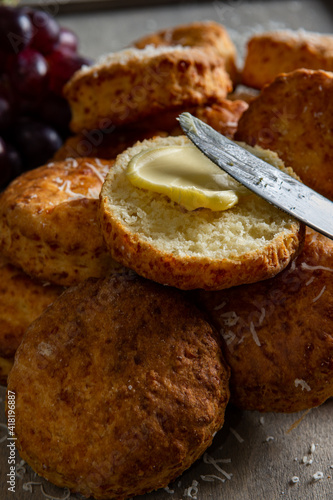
[126,144,249,211]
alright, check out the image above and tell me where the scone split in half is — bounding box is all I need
[100,135,304,291]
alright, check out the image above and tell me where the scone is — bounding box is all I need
[54,99,248,162]
[100,135,304,291]
[236,69,333,200]
[64,45,232,133]
[7,274,230,500]
[0,255,64,385]
[0,255,64,360]
[195,229,333,413]
[0,157,123,286]
[133,20,238,84]
[242,30,333,89]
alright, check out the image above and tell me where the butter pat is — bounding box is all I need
[126,144,248,211]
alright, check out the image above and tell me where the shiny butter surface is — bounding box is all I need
[126,144,248,211]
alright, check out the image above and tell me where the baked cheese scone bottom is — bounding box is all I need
[100,135,304,291]
[196,229,333,413]
[236,69,333,201]
[0,157,123,286]
[8,274,230,499]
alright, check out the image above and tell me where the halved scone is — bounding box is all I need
[100,135,304,291]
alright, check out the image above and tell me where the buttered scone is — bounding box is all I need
[0,157,123,286]
[7,274,230,500]
[100,135,304,291]
[196,229,333,413]
[133,20,238,84]
[64,45,232,133]
[54,99,248,162]
[242,30,333,89]
[236,69,333,200]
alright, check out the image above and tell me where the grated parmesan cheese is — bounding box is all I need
[200,474,225,483]
[294,379,311,391]
[250,321,261,346]
[221,329,236,346]
[220,311,240,326]
[230,427,244,443]
[15,460,26,480]
[312,285,326,303]
[214,301,227,311]
[203,453,232,480]
[164,485,174,494]
[183,479,199,499]
[301,263,333,273]
[58,180,86,201]
[312,471,324,481]
[258,307,266,325]
[86,162,108,183]
[22,482,71,499]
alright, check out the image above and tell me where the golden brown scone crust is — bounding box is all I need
[0,254,64,361]
[190,99,248,138]
[133,20,238,84]
[54,99,248,161]
[196,229,333,413]
[7,274,230,500]
[100,135,304,291]
[0,157,123,286]
[242,30,333,89]
[64,46,232,133]
[236,69,333,200]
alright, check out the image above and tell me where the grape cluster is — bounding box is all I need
[0,6,91,188]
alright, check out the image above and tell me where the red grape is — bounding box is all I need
[0,137,22,187]
[0,6,90,186]
[57,27,79,53]
[28,9,60,55]
[8,48,49,99]
[0,96,14,131]
[47,47,91,96]
[0,50,8,74]
[14,118,62,169]
[0,7,33,54]
[39,93,71,134]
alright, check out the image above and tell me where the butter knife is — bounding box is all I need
[179,112,333,240]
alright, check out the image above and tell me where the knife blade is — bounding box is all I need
[179,112,333,240]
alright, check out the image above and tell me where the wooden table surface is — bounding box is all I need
[1,1,333,499]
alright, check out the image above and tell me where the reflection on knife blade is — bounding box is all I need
[179,112,333,241]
